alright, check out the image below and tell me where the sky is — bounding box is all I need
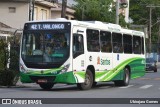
[58,0,76,6]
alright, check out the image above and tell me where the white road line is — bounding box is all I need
[119,85,134,88]
[139,85,153,89]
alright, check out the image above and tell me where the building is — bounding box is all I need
[0,0,54,29]
[51,3,75,20]
[33,0,55,21]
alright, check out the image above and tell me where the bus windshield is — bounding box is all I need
[21,27,70,69]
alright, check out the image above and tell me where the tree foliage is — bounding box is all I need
[73,0,127,26]
[129,0,160,43]
[0,37,19,86]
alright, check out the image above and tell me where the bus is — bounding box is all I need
[20,18,145,90]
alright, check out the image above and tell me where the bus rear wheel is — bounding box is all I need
[77,69,93,90]
[39,83,54,90]
[114,67,130,86]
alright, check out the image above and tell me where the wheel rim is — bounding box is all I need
[84,74,91,86]
[125,69,129,84]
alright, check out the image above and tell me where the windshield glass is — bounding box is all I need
[21,22,71,69]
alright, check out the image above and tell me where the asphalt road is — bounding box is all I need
[0,70,160,107]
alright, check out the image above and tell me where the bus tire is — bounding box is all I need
[154,69,157,72]
[114,67,130,86]
[92,82,97,87]
[77,69,93,90]
[39,83,54,90]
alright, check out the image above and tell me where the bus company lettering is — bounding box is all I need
[101,58,110,65]
[97,57,110,65]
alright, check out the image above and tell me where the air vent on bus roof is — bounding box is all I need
[85,21,104,24]
[55,18,67,20]
[107,23,121,29]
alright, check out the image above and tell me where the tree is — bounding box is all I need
[129,0,160,43]
[0,37,19,87]
[73,0,127,26]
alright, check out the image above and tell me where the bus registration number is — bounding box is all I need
[37,79,47,83]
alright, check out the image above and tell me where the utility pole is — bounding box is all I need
[29,0,32,21]
[61,0,67,18]
[32,0,35,21]
[158,17,160,59]
[149,6,152,53]
[116,0,120,24]
[29,0,35,21]
[146,5,160,53]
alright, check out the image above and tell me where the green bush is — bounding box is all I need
[0,69,17,87]
[0,37,20,87]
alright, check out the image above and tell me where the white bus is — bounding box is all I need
[20,18,145,90]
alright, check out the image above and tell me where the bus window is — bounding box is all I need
[73,34,84,58]
[87,29,100,52]
[123,34,132,54]
[133,36,141,54]
[141,37,144,54]
[112,32,123,53]
[100,31,112,52]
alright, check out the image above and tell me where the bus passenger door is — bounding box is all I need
[72,27,86,83]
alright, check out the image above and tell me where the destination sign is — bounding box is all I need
[25,22,71,30]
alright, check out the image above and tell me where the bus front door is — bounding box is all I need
[72,27,86,83]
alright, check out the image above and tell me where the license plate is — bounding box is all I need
[37,79,47,83]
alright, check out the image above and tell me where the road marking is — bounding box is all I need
[138,78,151,80]
[154,78,160,80]
[139,85,153,89]
[119,85,134,88]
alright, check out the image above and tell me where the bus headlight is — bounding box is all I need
[60,64,70,74]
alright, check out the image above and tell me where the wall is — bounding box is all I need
[0,2,29,29]
[34,4,51,21]
[51,10,61,19]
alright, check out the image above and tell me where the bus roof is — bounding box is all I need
[25,18,145,37]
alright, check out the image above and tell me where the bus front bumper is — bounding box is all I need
[20,72,77,84]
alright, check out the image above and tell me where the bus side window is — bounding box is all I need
[123,34,132,54]
[87,29,100,52]
[141,37,144,54]
[112,32,123,53]
[73,34,84,59]
[133,36,141,54]
[100,31,112,52]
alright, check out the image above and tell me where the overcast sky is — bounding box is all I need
[58,0,76,6]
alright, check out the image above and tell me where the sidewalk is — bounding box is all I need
[15,80,37,88]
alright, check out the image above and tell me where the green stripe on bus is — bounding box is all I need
[95,57,145,81]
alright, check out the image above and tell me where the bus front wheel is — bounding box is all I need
[77,69,93,90]
[114,67,130,86]
[39,83,54,90]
